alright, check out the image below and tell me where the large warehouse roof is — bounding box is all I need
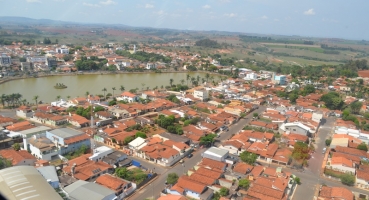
[0,166,62,200]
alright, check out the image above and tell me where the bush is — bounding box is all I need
[294,177,301,185]
[340,174,355,186]
[166,173,179,185]
[325,139,332,146]
[238,179,250,189]
[357,143,368,151]
[219,187,229,196]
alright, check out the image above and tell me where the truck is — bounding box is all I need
[96,118,113,127]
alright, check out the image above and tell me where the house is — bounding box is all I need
[16,106,33,118]
[32,112,67,126]
[102,151,129,167]
[146,63,156,69]
[27,135,59,161]
[318,185,353,200]
[219,140,243,155]
[128,137,147,152]
[95,174,136,199]
[168,176,211,199]
[356,165,369,189]
[279,122,313,137]
[0,149,36,166]
[193,89,209,101]
[328,156,356,174]
[67,114,90,128]
[64,180,117,200]
[118,92,139,103]
[63,154,113,181]
[95,111,114,120]
[45,128,91,155]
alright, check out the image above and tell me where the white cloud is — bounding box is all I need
[153,10,166,15]
[203,4,211,9]
[303,8,315,15]
[145,4,154,8]
[100,0,116,5]
[261,15,268,19]
[26,0,41,3]
[224,13,236,17]
[83,2,100,7]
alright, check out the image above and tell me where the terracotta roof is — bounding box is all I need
[171,176,207,194]
[157,195,187,200]
[64,134,90,145]
[189,173,216,185]
[331,156,353,167]
[121,91,137,98]
[357,169,369,181]
[195,167,222,179]
[199,158,227,171]
[223,140,243,149]
[319,186,353,200]
[0,149,36,165]
[95,174,129,193]
[248,184,284,200]
[233,162,253,174]
[335,146,367,157]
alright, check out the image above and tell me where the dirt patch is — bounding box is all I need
[217,49,233,54]
[271,58,283,63]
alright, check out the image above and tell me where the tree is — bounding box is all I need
[56,95,61,101]
[350,101,363,114]
[85,91,90,97]
[292,142,310,160]
[118,86,125,93]
[294,177,301,185]
[12,143,20,151]
[102,88,107,100]
[340,173,355,186]
[199,134,217,147]
[219,187,229,197]
[320,92,343,110]
[240,151,257,165]
[357,143,368,151]
[33,95,39,107]
[115,167,131,179]
[170,78,174,87]
[238,179,250,190]
[302,85,316,95]
[325,139,332,146]
[166,173,179,185]
[135,131,147,139]
[253,113,259,119]
[124,136,134,145]
[186,74,190,86]
[112,87,116,97]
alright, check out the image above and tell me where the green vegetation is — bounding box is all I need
[292,142,310,166]
[124,136,134,145]
[166,173,179,185]
[12,143,20,151]
[325,139,332,147]
[294,177,301,185]
[0,93,25,108]
[183,117,201,127]
[116,50,171,63]
[240,151,258,165]
[75,56,107,71]
[320,92,344,110]
[75,106,105,119]
[357,143,368,151]
[200,134,217,147]
[115,167,147,184]
[64,144,88,160]
[166,94,180,104]
[135,131,147,139]
[54,83,67,89]
[219,187,229,196]
[238,179,250,190]
[0,157,12,169]
[155,115,183,135]
[195,39,219,48]
[340,173,355,186]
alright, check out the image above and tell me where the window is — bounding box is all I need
[293,129,296,131]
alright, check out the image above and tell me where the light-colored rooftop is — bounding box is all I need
[204,147,229,157]
[49,128,83,138]
[18,126,52,137]
[36,166,59,183]
[64,180,115,200]
[0,166,62,200]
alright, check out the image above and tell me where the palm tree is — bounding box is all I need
[191,77,196,86]
[33,95,39,107]
[120,85,125,92]
[205,73,210,82]
[186,74,190,86]
[56,95,61,101]
[141,83,145,92]
[85,91,90,98]
[102,88,107,100]
[67,95,71,100]
[180,79,185,85]
[170,79,174,87]
[202,78,205,84]
[196,75,200,83]
[0,94,6,108]
[112,87,116,97]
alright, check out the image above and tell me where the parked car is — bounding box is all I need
[187,154,193,158]
[180,159,184,163]
[322,147,327,154]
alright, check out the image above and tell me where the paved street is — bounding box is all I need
[129,106,266,200]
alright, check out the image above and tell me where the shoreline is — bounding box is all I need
[0,70,225,85]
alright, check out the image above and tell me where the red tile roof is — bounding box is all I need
[319,186,353,200]
[0,149,36,165]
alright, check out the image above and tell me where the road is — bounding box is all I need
[129,106,266,200]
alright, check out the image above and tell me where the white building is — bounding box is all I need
[193,89,209,101]
[51,99,76,108]
[27,134,59,161]
[146,63,156,69]
[0,53,11,66]
[244,72,258,80]
[128,137,147,152]
[56,47,69,54]
[202,147,229,162]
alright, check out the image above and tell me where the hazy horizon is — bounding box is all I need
[0,0,368,40]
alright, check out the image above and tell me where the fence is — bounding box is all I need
[136,173,158,189]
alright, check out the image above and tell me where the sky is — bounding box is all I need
[1,0,368,40]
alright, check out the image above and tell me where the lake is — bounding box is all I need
[0,72,217,103]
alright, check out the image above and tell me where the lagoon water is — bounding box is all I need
[0,72,215,103]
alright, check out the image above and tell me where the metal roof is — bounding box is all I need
[36,166,59,183]
[0,166,62,200]
[205,147,229,157]
[64,180,115,200]
[18,126,52,137]
[49,128,83,139]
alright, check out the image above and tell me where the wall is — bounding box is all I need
[284,125,308,136]
[330,165,356,174]
[186,190,201,199]
[356,177,369,189]
[15,159,36,166]
[29,144,58,161]
[219,145,239,155]
[60,139,91,155]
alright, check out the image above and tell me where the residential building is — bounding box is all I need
[356,165,369,189]
[118,92,139,103]
[45,128,91,155]
[47,57,57,68]
[0,53,11,66]
[193,89,209,101]
[318,185,353,200]
[16,106,33,118]
[328,156,356,174]
[27,56,47,63]
[273,74,287,85]
[168,176,212,199]
[56,47,69,54]
[146,63,156,69]
[28,134,59,160]
[279,122,313,137]
[36,166,60,188]
[95,174,136,199]
[0,149,36,166]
